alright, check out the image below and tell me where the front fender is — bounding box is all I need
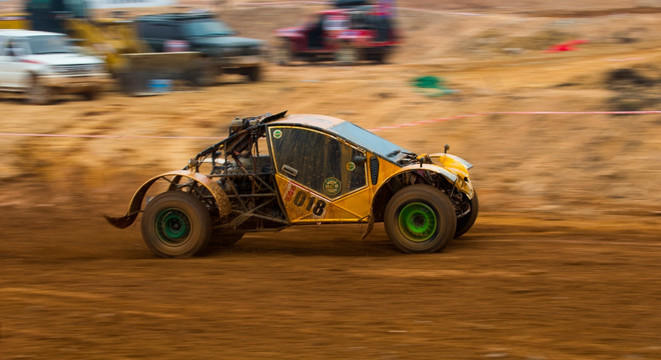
[391,163,474,199]
[105,170,231,229]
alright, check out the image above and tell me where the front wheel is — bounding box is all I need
[274,39,293,65]
[141,191,212,258]
[26,76,52,105]
[384,184,456,253]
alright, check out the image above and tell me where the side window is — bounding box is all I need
[270,127,366,199]
[138,23,181,39]
[6,38,29,56]
[161,24,183,40]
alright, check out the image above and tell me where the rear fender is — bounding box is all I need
[105,170,230,229]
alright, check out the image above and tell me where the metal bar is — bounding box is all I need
[225,193,278,198]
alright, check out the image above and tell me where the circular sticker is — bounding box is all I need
[273,129,283,139]
[323,177,341,197]
[346,162,356,172]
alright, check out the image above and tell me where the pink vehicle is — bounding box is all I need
[273,6,399,65]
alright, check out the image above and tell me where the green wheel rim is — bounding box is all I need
[155,208,191,244]
[398,202,437,242]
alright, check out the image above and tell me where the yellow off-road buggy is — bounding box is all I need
[107,111,478,257]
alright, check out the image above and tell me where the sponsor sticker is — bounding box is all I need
[323,177,341,197]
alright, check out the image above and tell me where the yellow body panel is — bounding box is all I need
[0,15,28,29]
[430,153,474,198]
[273,148,474,224]
[275,173,372,223]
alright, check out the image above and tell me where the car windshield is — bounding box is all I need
[27,35,73,54]
[182,19,235,37]
[329,121,413,164]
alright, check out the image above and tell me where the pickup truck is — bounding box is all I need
[0,29,107,104]
[274,6,399,65]
[135,12,265,83]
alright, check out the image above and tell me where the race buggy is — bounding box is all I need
[107,112,478,257]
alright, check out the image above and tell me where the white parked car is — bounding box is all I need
[0,29,108,104]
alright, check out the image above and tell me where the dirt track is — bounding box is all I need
[2,1,661,359]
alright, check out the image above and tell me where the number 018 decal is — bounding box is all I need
[283,183,328,218]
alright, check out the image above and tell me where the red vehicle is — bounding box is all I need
[273,7,399,65]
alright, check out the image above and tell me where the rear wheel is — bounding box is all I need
[335,43,360,65]
[26,76,52,105]
[81,89,98,101]
[245,66,261,82]
[384,185,456,253]
[188,59,217,87]
[141,191,212,258]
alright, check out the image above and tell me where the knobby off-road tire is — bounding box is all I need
[141,191,212,258]
[188,59,217,87]
[26,76,52,105]
[335,43,360,66]
[384,184,457,253]
[454,191,479,239]
[210,230,245,247]
[245,66,261,82]
[81,89,98,101]
[274,40,293,66]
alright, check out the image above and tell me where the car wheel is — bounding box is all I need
[189,59,217,87]
[274,40,292,65]
[245,66,261,82]
[81,89,98,101]
[141,191,212,258]
[26,76,52,105]
[210,230,245,247]
[372,50,386,64]
[335,43,359,65]
[384,184,456,253]
[454,192,479,239]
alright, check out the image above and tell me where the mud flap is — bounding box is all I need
[360,213,374,239]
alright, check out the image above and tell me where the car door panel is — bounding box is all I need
[269,126,372,223]
[274,174,371,223]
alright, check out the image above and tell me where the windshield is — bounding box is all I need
[182,19,235,37]
[329,121,413,164]
[28,35,72,54]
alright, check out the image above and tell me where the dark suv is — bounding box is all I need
[136,13,264,82]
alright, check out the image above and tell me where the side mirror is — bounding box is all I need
[444,144,450,154]
[353,155,366,165]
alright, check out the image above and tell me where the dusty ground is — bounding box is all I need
[2,1,661,359]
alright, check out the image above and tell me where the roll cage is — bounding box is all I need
[185,110,290,232]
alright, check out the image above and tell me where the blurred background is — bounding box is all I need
[1,0,661,359]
